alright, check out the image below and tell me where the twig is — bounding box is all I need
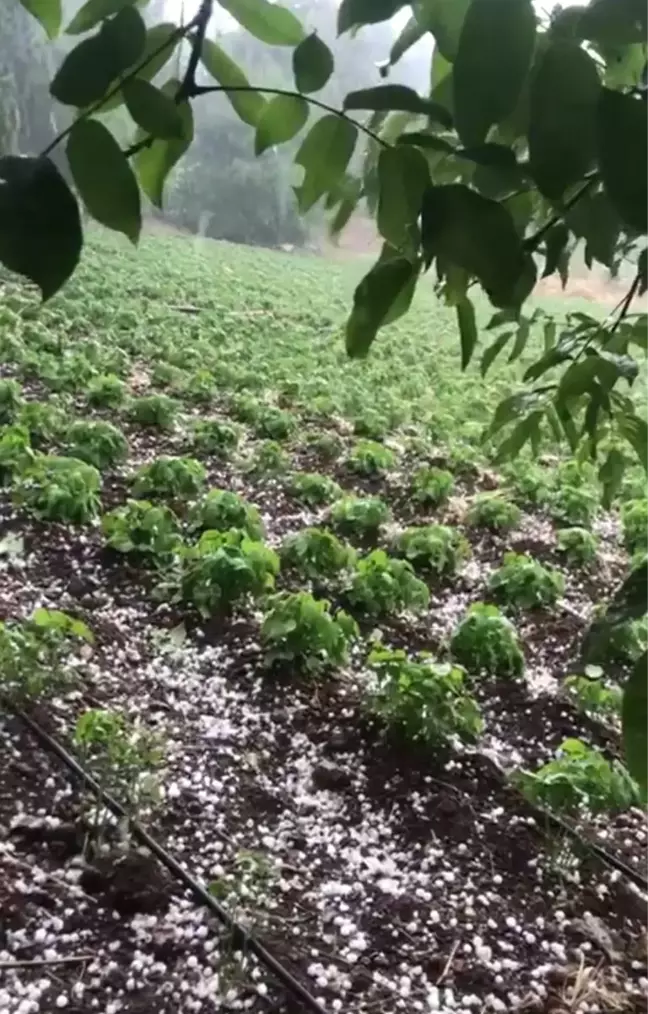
[435,939,460,985]
[178,0,213,102]
[0,955,94,970]
[524,173,598,252]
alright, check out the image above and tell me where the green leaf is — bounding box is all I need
[0,155,82,300]
[487,391,542,439]
[346,257,419,358]
[255,95,308,155]
[397,132,456,156]
[67,119,141,243]
[294,115,357,212]
[343,86,452,128]
[601,41,647,89]
[542,223,570,278]
[18,0,62,38]
[566,190,621,269]
[528,41,600,200]
[456,296,478,369]
[376,146,429,254]
[293,33,333,93]
[200,38,266,126]
[494,411,543,462]
[414,0,472,61]
[386,15,426,69]
[122,79,183,139]
[508,316,531,362]
[100,22,182,114]
[481,332,513,377]
[421,184,527,308]
[623,650,647,798]
[598,447,626,508]
[338,0,408,34]
[580,0,647,45]
[597,89,647,234]
[65,0,145,34]
[218,0,304,46]
[51,5,146,107]
[618,412,648,470]
[329,180,362,239]
[135,78,194,207]
[453,0,536,146]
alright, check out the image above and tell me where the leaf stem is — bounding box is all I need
[40,18,200,159]
[523,173,598,252]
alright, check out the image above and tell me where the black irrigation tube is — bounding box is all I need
[16,708,329,1014]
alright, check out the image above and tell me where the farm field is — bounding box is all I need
[0,230,646,1014]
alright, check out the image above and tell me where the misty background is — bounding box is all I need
[1,0,431,250]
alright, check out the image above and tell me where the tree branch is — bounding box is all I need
[523,173,598,253]
[177,0,213,102]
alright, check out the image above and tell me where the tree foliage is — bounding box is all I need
[7,0,648,787]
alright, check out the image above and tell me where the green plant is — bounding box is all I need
[246,440,290,475]
[564,667,622,720]
[73,708,164,842]
[352,410,389,440]
[102,500,181,560]
[132,456,206,500]
[346,440,395,476]
[180,530,279,616]
[549,485,598,527]
[288,472,342,507]
[502,462,551,507]
[488,552,565,610]
[348,550,430,617]
[394,524,470,577]
[450,603,524,678]
[467,493,521,531]
[261,591,358,673]
[557,527,599,566]
[228,393,261,424]
[587,609,647,667]
[367,647,483,746]
[86,373,126,409]
[191,418,241,457]
[188,489,264,539]
[179,368,215,405]
[329,495,391,537]
[304,430,343,461]
[0,378,23,424]
[279,527,356,583]
[0,425,33,484]
[410,466,455,508]
[64,419,129,470]
[128,394,178,431]
[17,400,64,449]
[14,455,101,523]
[621,499,647,556]
[254,406,295,441]
[514,739,640,815]
[0,609,93,704]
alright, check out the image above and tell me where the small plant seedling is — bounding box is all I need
[288,472,342,507]
[0,609,93,704]
[188,489,264,539]
[352,410,389,440]
[348,550,430,617]
[102,501,181,560]
[179,368,215,405]
[180,530,279,616]
[14,455,101,523]
[279,527,356,583]
[254,406,295,441]
[191,418,241,457]
[86,373,126,409]
[17,401,64,448]
[549,485,598,527]
[410,466,455,507]
[329,495,391,538]
[261,592,358,673]
[367,647,483,746]
[556,527,599,566]
[304,430,343,461]
[587,607,647,667]
[501,462,550,507]
[0,378,23,424]
[621,499,647,556]
[64,419,129,470]
[514,738,640,814]
[394,524,470,577]
[132,456,206,500]
[228,393,262,424]
[450,603,524,678]
[346,440,395,476]
[128,394,178,430]
[246,439,290,475]
[467,493,521,531]
[488,552,565,610]
[0,425,33,484]
[73,709,165,845]
[564,667,622,720]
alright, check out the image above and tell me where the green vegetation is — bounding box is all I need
[451,604,525,678]
[410,467,455,508]
[346,440,395,476]
[329,496,391,538]
[280,527,355,583]
[102,500,181,560]
[261,592,358,673]
[64,419,129,470]
[288,472,342,507]
[564,667,622,721]
[557,527,599,566]
[14,455,101,523]
[348,550,430,618]
[488,552,565,611]
[394,524,470,578]
[467,493,521,532]
[188,490,264,540]
[132,456,206,500]
[180,531,279,617]
[0,609,93,705]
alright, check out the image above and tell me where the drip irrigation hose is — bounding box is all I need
[16,708,328,1014]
